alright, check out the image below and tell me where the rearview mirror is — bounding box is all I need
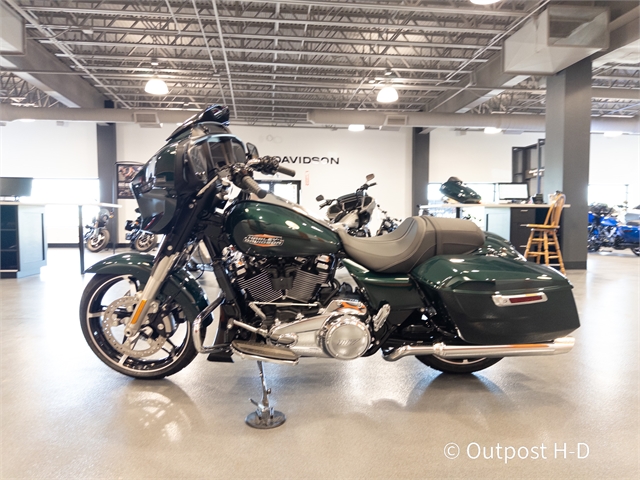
[366,174,375,182]
[316,195,324,202]
[246,143,259,159]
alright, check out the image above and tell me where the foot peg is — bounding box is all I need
[245,361,286,429]
[232,340,299,365]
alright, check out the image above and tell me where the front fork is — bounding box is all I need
[123,250,181,338]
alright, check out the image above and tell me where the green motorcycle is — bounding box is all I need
[79,105,580,428]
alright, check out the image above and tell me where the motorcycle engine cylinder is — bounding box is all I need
[320,315,371,360]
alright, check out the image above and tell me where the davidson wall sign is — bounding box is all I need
[269,155,340,165]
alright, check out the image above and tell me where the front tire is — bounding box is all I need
[134,232,157,252]
[416,354,502,374]
[86,229,110,252]
[80,273,198,379]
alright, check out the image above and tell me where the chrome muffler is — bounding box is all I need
[382,337,575,362]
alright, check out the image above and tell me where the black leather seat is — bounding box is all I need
[338,216,485,273]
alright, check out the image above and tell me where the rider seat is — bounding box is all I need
[337,216,485,274]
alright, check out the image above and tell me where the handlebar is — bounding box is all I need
[276,164,296,177]
[241,175,267,199]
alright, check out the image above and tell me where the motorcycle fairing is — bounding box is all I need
[85,253,211,323]
[412,255,580,344]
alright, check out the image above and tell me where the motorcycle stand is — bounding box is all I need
[245,361,286,429]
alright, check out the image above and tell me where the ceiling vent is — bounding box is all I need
[384,114,408,127]
[504,6,609,75]
[133,112,161,128]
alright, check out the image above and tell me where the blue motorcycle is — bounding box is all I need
[588,203,640,256]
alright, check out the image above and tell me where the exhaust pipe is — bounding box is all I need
[383,337,575,362]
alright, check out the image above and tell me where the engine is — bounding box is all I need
[223,247,333,304]
[223,247,376,360]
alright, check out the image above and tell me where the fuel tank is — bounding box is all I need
[225,198,341,257]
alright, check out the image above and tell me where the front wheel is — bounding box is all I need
[134,232,157,252]
[86,229,110,252]
[79,273,198,379]
[632,247,640,256]
[416,354,502,374]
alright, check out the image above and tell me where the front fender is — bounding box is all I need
[85,253,210,316]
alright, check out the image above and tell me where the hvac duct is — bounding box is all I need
[0,105,638,134]
[307,109,640,134]
[504,6,609,75]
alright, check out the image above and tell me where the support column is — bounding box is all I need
[96,123,117,246]
[544,58,592,270]
[412,128,430,216]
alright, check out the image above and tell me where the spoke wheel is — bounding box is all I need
[86,229,110,252]
[416,353,502,374]
[80,274,198,379]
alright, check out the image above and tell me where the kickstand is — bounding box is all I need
[245,361,286,429]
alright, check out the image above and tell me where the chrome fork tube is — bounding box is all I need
[123,252,180,337]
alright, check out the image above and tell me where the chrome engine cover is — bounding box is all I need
[269,299,371,359]
[320,315,371,360]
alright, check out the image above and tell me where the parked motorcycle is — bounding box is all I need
[124,210,157,252]
[316,174,399,236]
[440,176,481,204]
[79,104,580,429]
[588,203,640,256]
[84,208,112,252]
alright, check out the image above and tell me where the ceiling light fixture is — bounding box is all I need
[377,86,399,103]
[348,124,365,132]
[144,77,169,95]
[470,0,501,5]
[603,131,623,137]
[484,127,502,134]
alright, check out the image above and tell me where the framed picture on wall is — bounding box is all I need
[116,163,143,199]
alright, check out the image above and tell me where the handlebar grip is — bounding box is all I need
[277,164,296,177]
[369,182,377,187]
[241,175,267,199]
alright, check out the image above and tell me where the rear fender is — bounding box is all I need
[85,253,210,319]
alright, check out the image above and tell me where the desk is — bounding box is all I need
[419,203,570,254]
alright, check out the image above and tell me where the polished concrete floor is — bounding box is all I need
[1,248,638,479]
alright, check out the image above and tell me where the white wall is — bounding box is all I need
[589,133,640,205]
[430,128,544,183]
[430,128,640,206]
[0,121,97,178]
[116,123,413,224]
[1,120,99,243]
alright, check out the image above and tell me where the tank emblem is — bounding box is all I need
[244,234,285,247]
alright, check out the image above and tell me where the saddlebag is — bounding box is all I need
[412,256,580,344]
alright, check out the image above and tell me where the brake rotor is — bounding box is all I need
[101,296,168,358]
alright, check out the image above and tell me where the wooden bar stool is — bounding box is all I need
[523,193,566,274]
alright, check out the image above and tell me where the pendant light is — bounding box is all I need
[144,76,169,95]
[470,0,501,5]
[144,54,168,95]
[377,86,399,103]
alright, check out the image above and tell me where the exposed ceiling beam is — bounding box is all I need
[0,39,105,108]
[223,0,527,17]
[30,26,503,51]
[21,6,505,35]
[38,39,490,64]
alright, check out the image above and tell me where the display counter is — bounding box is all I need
[0,202,47,278]
[419,203,570,254]
[1,201,120,277]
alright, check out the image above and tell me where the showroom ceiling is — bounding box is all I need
[1,0,639,126]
